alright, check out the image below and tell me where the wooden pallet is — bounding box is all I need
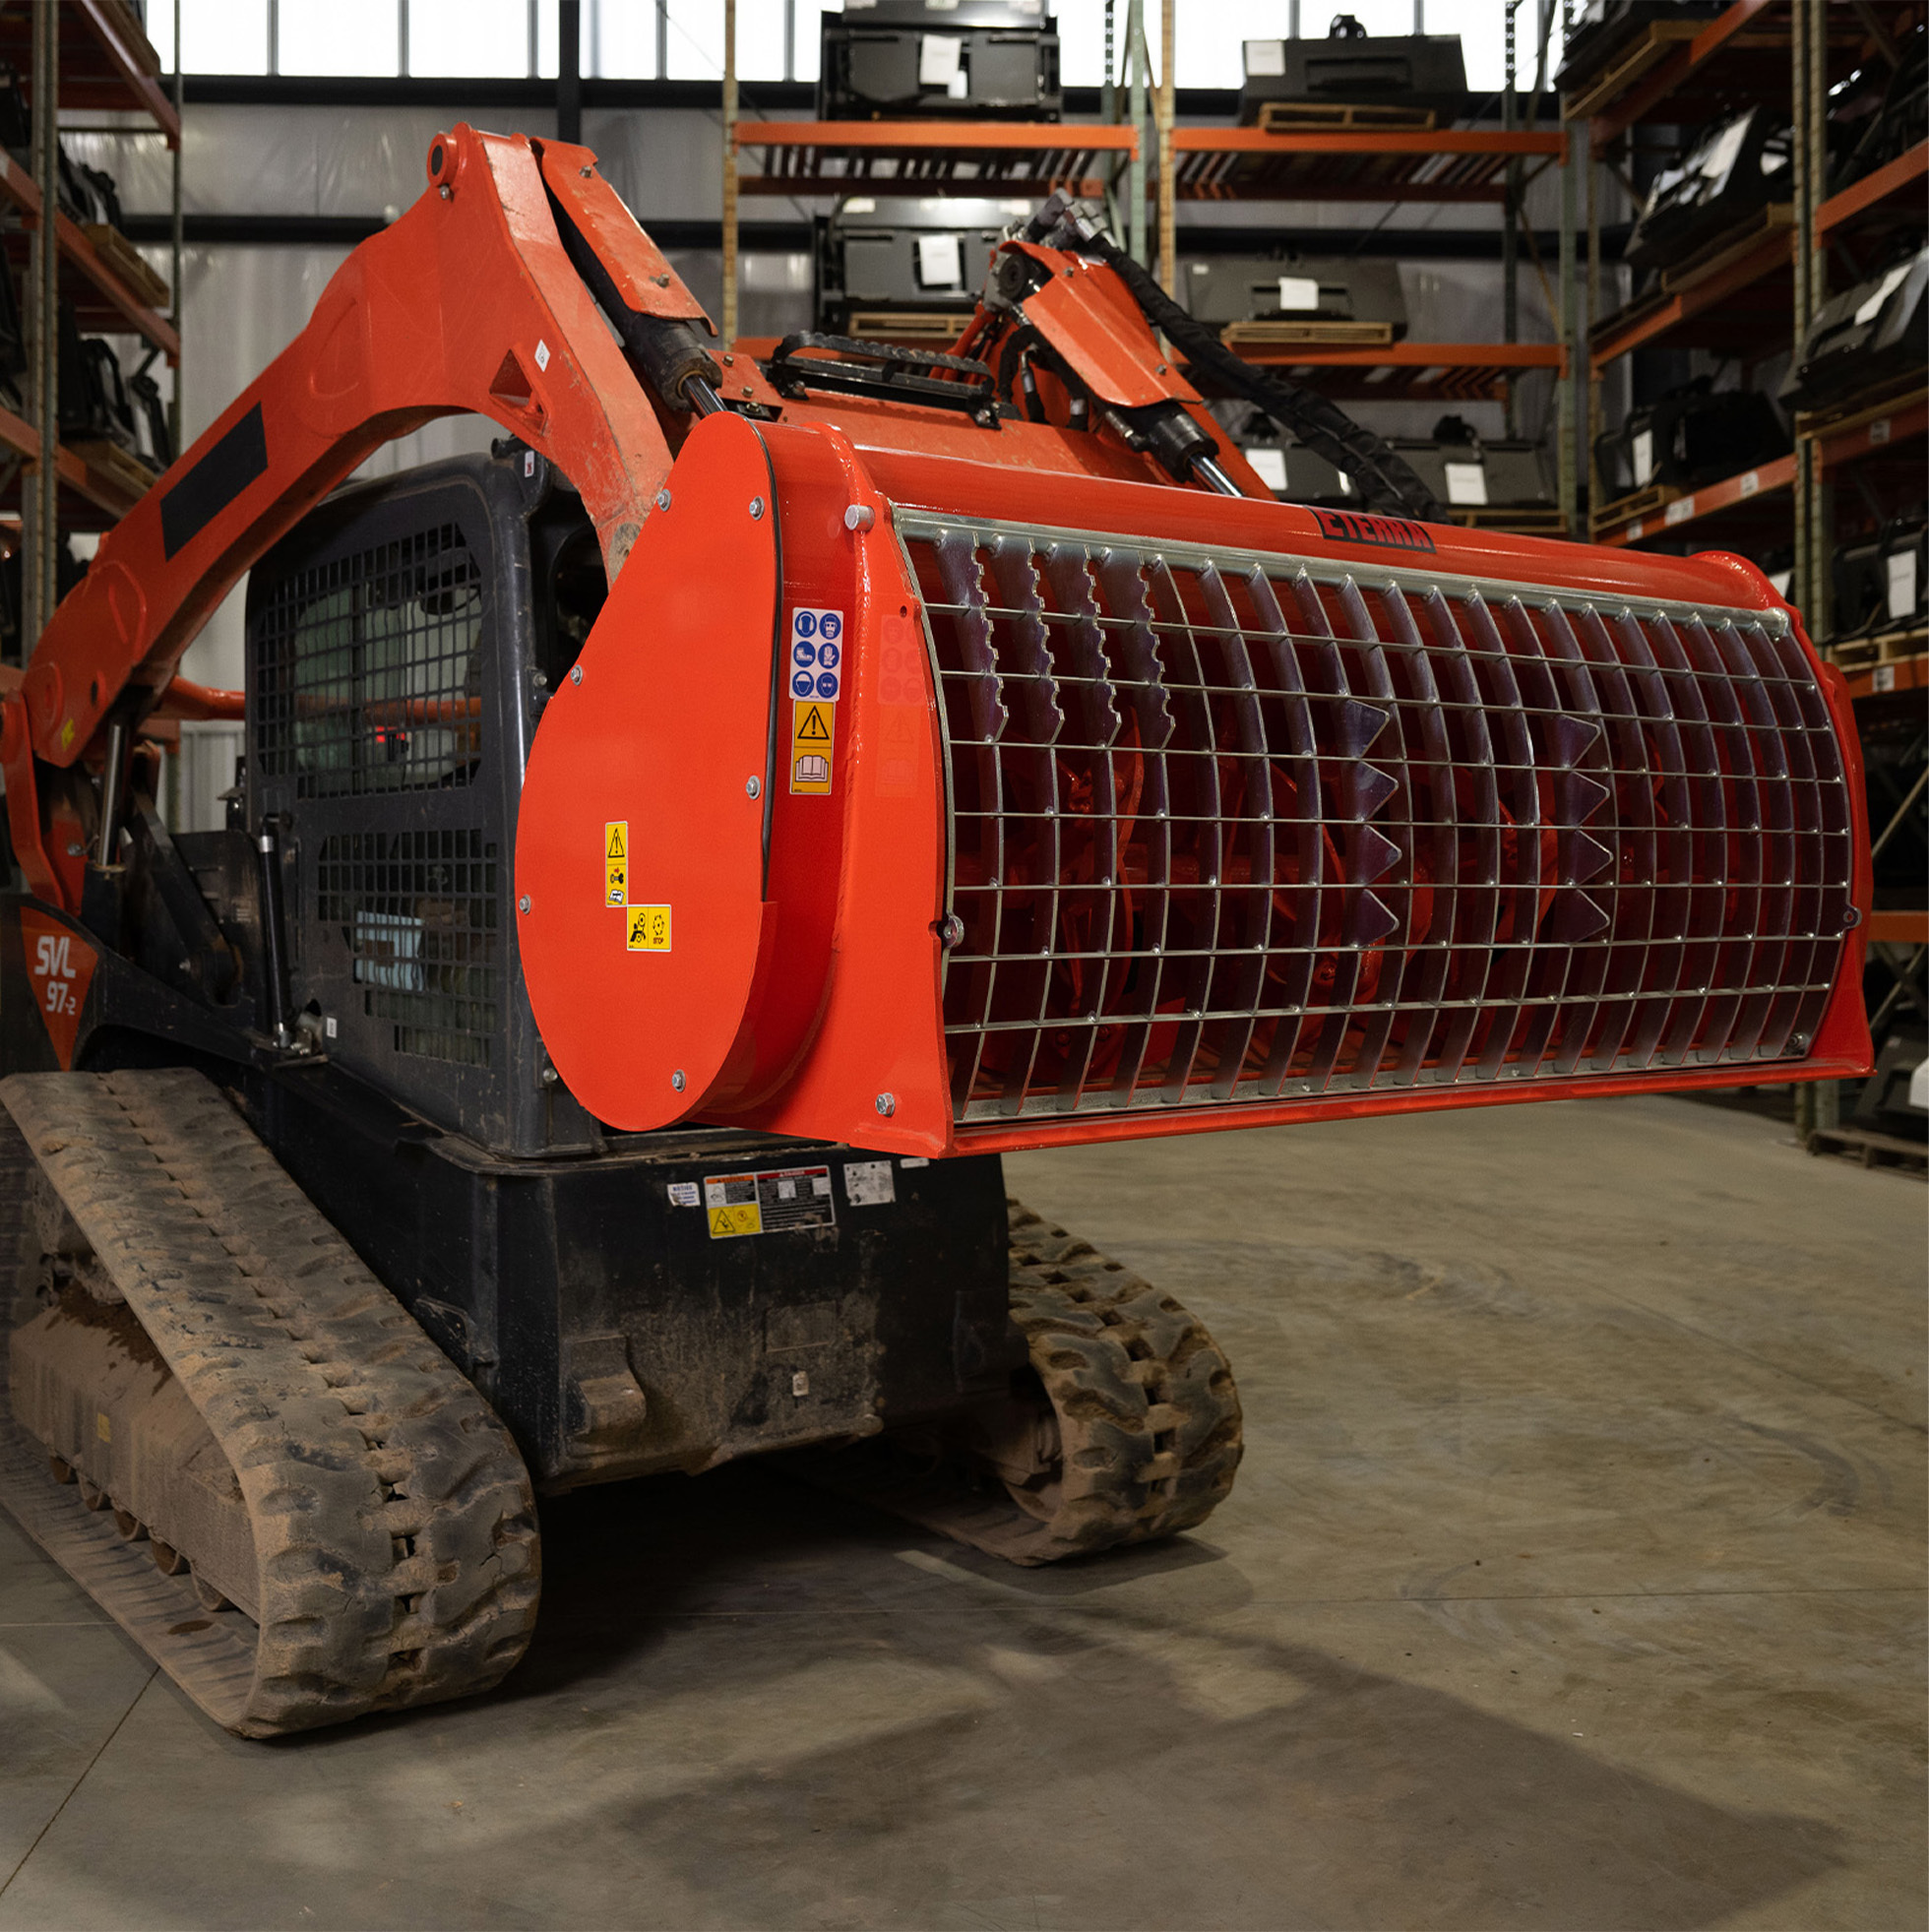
[845,311,969,343]
[81,224,169,311]
[1659,203,1793,295]
[1222,318,1396,347]
[69,437,156,503]
[1447,506,1567,535]
[1255,100,1437,135]
[1592,481,1675,534]
[1829,627,1929,672]
[1807,1125,1927,1174]
[1795,382,1929,445]
[1560,18,1705,123]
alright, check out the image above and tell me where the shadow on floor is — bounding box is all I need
[379,1460,1845,1932]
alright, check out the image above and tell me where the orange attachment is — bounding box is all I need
[513,435,1871,1158]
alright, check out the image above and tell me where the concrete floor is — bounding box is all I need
[1,1094,1923,1931]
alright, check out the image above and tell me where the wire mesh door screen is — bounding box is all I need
[901,515,1857,1126]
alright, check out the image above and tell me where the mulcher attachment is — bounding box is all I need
[809,1202,1243,1564]
[0,1069,539,1737]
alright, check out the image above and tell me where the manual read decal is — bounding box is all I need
[20,909,96,1068]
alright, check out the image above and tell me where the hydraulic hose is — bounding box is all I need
[1031,202,1444,523]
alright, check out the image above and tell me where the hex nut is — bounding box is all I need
[875,1092,896,1117]
[671,1070,687,1092]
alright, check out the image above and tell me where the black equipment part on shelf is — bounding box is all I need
[1179,255,1408,337]
[1239,16,1467,122]
[1025,198,1441,522]
[1595,378,1791,497]
[1625,104,1793,276]
[1780,243,1929,413]
[818,6,1060,122]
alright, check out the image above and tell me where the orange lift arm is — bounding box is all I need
[1,124,719,910]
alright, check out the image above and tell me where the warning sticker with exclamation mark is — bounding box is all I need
[789,698,836,795]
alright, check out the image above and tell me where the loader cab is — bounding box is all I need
[244,444,608,1158]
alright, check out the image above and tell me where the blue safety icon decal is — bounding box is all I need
[789,607,847,703]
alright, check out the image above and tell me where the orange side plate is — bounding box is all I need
[515,411,779,1128]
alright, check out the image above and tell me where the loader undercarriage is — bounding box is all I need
[1,1069,541,1736]
[1,1070,1244,1734]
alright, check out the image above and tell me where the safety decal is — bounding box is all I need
[789,606,845,704]
[703,1165,836,1240]
[1310,507,1437,554]
[842,1159,896,1207]
[789,697,836,796]
[20,909,96,1070]
[666,1181,701,1209]
[604,820,628,905]
[626,904,671,952]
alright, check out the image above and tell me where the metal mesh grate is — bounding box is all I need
[903,515,1857,1125]
[253,524,485,797]
[317,829,499,1068]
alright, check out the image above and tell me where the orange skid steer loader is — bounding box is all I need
[0,129,1870,1735]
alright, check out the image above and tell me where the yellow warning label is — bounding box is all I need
[790,698,836,795]
[626,904,671,952]
[604,821,628,905]
[95,1411,111,1443]
[708,1202,763,1239]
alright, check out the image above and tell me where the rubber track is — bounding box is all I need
[810,1200,1243,1565]
[0,1069,539,1736]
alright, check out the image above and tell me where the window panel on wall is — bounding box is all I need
[166,0,272,75]
[1176,1,1287,89]
[736,0,790,82]
[279,0,400,76]
[535,0,558,79]
[791,3,841,86]
[1423,0,1520,96]
[591,0,658,78]
[411,0,534,77]
[665,0,724,80]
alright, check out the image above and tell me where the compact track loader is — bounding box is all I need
[0,130,1872,1736]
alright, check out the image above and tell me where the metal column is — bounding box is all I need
[720,0,738,348]
[1156,0,1175,293]
[1558,119,1580,536]
[25,1,59,652]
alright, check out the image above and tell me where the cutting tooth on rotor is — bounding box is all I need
[1336,699,1392,759]
[1551,715,1603,767]
[1557,768,1613,825]
[1353,824,1401,887]
[1349,763,1399,820]
[1347,890,1401,948]
[1568,828,1616,885]
[1551,890,1612,943]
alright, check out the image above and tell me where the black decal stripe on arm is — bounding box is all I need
[159,404,270,561]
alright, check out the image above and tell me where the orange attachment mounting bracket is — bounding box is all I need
[514,410,780,1128]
